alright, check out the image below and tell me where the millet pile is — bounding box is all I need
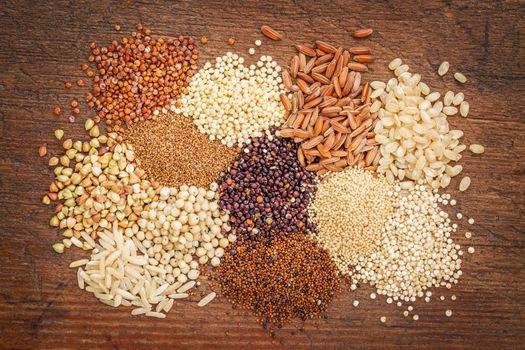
[126,113,238,188]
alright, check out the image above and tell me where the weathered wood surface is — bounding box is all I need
[0,0,524,349]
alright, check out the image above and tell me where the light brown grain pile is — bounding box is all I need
[126,113,238,187]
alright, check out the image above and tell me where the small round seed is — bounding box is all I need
[54,129,64,140]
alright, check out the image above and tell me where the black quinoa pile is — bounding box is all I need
[217,133,317,250]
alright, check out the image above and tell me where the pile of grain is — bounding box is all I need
[212,233,340,327]
[126,113,238,188]
[308,167,395,274]
[217,133,316,249]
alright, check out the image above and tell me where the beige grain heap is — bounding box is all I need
[308,167,395,274]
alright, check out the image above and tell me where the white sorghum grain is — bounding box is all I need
[353,184,463,302]
[353,300,360,307]
[460,101,470,117]
[468,218,475,224]
[446,309,453,317]
[370,293,377,299]
[468,247,475,254]
[413,314,419,321]
[380,316,387,323]
[469,144,485,154]
[459,176,471,191]
[454,72,467,83]
[372,58,467,189]
[175,53,286,147]
[465,232,472,238]
[248,48,255,55]
[451,295,457,301]
[255,40,262,46]
[309,168,395,274]
[438,61,449,76]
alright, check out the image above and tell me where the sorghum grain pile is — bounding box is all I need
[309,167,395,274]
[212,233,340,326]
[86,24,198,131]
[126,113,238,187]
[217,134,316,248]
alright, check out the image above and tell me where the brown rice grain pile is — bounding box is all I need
[125,113,238,187]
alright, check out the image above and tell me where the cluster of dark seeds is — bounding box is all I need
[211,233,340,327]
[217,133,316,249]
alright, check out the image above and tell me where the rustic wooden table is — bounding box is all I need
[1,0,524,349]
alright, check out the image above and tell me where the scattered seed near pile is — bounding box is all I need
[309,167,395,274]
[86,25,199,131]
[459,176,471,191]
[438,61,450,76]
[217,134,316,249]
[469,144,485,154]
[353,184,463,303]
[126,113,238,188]
[261,25,282,41]
[454,72,467,83]
[372,58,468,190]
[212,233,340,327]
[175,53,287,147]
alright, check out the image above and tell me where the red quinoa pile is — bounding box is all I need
[86,24,199,132]
[211,233,340,327]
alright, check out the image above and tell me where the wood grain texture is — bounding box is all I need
[0,0,524,349]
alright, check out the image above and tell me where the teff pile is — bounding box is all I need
[126,114,238,188]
